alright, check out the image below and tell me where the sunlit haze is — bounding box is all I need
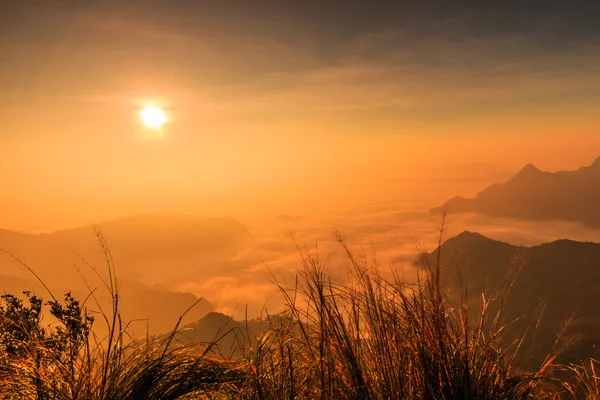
[1,1,599,233]
[2,0,600,347]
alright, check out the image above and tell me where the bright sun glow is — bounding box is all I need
[139,106,167,129]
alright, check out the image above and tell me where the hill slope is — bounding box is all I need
[0,213,252,334]
[422,231,600,366]
[0,213,251,286]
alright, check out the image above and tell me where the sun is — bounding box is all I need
[139,105,167,129]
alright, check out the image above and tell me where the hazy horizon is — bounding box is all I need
[2,1,600,233]
[2,0,600,326]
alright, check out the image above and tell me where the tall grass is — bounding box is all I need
[1,228,599,399]
[241,231,559,399]
[564,359,600,399]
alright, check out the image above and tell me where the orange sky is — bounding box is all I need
[1,1,600,232]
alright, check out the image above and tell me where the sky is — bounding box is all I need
[1,0,600,231]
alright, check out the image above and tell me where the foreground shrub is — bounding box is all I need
[0,235,243,400]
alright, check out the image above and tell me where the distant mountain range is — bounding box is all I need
[0,214,251,334]
[170,231,600,367]
[422,231,600,366]
[0,213,250,286]
[0,272,214,337]
[432,157,600,227]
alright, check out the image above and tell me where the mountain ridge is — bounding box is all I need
[422,230,600,366]
[432,157,600,226]
[0,213,252,335]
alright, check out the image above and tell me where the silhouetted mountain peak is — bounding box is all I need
[432,156,600,226]
[439,231,498,250]
[200,311,236,326]
[500,163,547,186]
[515,163,542,177]
[453,231,490,242]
